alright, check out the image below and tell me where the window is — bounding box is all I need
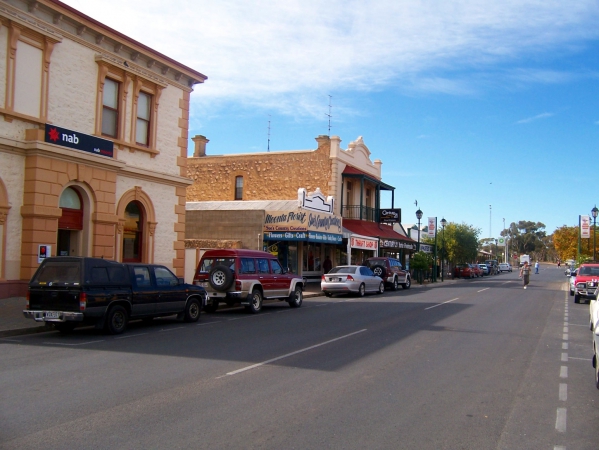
[123,201,143,262]
[154,266,178,286]
[240,258,256,274]
[133,266,151,287]
[346,181,352,205]
[235,176,243,200]
[271,259,283,274]
[136,92,151,145]
[102,78,119,137]
[14,40,42,117]
[257,259,270,274]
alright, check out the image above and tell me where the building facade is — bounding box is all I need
[0,0,206,298]
[185,134,415,279]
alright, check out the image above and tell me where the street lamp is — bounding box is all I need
[416,208,423,252]
[441,218,447,282]
[592,206,598,261]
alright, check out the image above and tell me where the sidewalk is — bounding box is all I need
[0,278,456,338]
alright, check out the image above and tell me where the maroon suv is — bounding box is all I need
[363,257,411,290]
[193,249,304,313]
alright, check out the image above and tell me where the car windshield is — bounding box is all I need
[198,258,236,273]
[329,267,357,274]
[578,266,599,276]
[32,261,81,285]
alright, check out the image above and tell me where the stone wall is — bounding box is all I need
[186,210,265,250]
[186,136,333,201]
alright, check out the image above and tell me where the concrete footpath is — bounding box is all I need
[0,278,455,338]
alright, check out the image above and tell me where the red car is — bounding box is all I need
[454,263,476,278]
[573,263,599,304]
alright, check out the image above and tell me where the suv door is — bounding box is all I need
[256,258,276,297]
[270,258,291,297]
[129,265,159,316]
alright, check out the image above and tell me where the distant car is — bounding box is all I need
[321,265,384,297]
[478,263,490,275]
[573,263,599,304]
[470,264,483,278]
[570,268,578,297]
[454,263,475,279]
[498,263,512,273]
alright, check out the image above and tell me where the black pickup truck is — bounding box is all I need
[23,257,207,334]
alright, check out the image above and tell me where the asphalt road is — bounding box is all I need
[2,266,599,449]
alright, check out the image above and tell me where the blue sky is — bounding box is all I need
[64,0,599,237]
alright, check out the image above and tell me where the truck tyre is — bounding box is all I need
[288,285,303,308]
[184,298,201,322]
[54,323,77,334]
[247,289,263,314]
[392,277,399,291]
[105,305,128,335]
[209,265,234,292]
[371,265,386,279]
[574,294,580,304]
[402,277,411,289]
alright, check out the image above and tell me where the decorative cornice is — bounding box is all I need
[95,54,169,89]
[0,2,62,42]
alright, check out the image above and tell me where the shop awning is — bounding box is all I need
[342,219,415,242]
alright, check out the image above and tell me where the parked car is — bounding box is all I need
[498,263,512,273]
[363,257,411,290]
[23,257,207,334]
[478,263,490,275]
[485,260,499,274]
[570,268,577,297]
[193,249,303,313]
[454,263,475,278]
[470,264,483,278]
[572,263,599,304]
[321,265,384,297]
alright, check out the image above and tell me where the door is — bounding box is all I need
[129,265,158,316]
[153,265,185,314]
[256,258,275,297]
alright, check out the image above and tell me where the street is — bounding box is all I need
[2,266,599,449]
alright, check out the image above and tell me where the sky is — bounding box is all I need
[63,0,599,238]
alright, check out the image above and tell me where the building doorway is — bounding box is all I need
[57,187,83,256]
[123,201,144,262]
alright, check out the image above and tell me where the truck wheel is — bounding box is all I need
[54,323,76,334]
[371,265,386,279]
[204,301,219,313]
[209,265,234,292]
[574,294,580,304]
[105,305,128,335]
[288,285,303,308]
[247,289,263,313]
[392,278,399,291]
[184,298,201,322]
[402,277,411,289]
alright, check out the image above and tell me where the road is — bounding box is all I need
[2,266,599,449]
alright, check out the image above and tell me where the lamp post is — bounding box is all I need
[416,208,423,252]
[592,206,598,261]
[441,218,447,282]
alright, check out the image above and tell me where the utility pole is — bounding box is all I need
[325,95,332,136]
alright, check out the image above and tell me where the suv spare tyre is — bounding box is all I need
[209,265,234,292]
[371,265,387,279]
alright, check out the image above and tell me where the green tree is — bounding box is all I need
[411,251,433,284]
[430,222,480,265]
[503,220,547,261]
[552,226,578,262]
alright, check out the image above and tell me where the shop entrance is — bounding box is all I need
[57,187,83,256]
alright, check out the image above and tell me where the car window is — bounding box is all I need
[364,260,384,268]
[108,266,128,283]
[198,257,235,273]
[271,259,283,274]
[257,258,270,274]
[91,267,109,283]
[329,267,357,274]
[154,266,178,286]
[32,261,80,285]
[240,258,256,274]
[360,266,374,276]
[133,266,151,287]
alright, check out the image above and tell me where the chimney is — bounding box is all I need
[192,135,209,157]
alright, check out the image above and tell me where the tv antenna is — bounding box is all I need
[267,115,271,152]
[325,95,332,136]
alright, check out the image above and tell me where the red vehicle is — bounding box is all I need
[454,263,476,278]
[470,264,483,278]
[573,263,599,304]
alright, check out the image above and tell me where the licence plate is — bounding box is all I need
[44,311,60,319]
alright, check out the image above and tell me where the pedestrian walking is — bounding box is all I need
[520,261,531,289]
[535,261,539,274]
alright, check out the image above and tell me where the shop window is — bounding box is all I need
[346,181,352,205]
[102,78,120,138]
[235,176,243,200]
[123,201,144,262]
[14,40,42,117]
[136,91,151,146]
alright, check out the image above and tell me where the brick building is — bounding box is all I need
[0,0,206,298]
[185,134,416,280]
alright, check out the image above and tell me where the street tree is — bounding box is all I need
[552,226,578,262]
[428,222,480,265]
[502,220,547,261]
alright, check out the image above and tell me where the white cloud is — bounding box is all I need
[63,0,599,118]
[516,112,554,124]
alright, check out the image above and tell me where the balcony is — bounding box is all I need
[342,205,377,222]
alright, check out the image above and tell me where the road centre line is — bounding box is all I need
[219,329,367,378]
[424,298,460,310]
[559,383,567,401]
[477,288,489,292]
[567,357,592,361]
[556,407,567,432]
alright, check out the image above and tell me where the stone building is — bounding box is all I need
[185,134,416,280]
[0,0,206,298]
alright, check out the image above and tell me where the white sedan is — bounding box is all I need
[321,265,384,297]
[498,263,512,272]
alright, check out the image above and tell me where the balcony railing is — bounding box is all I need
[342,205,377,222]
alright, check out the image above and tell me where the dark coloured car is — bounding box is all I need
[363,257,411,290]
[24,257,207,334]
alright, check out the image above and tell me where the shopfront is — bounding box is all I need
[380,239,417,269]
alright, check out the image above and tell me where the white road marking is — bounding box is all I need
[568,323,589,327]
[114,333,148,339]
[560,366,568,378]
[563,326,568,333]
[0,338,23,342]
[424,298,460,310]
[219,329,367,378]
[562,334,568,340]
[556,408,567,432]
[554,446,566,450]
[562,343,568,350]
[567,357,592,361]
[477,288,490,292]
[44,340,105,346]
[561,353,568,362]
[158,327,184,332]
[559,383,567,401]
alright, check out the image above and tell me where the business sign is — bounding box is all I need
[350,236,378,250]
[264,210,342,234]
[427,217,436,238]
[37,244,51,263]
[380,239,416,250]
[380,208,401,224]
[420,243,433,253]
[497,237,506,246]
[581,215,591,238]
[45,124,114,158]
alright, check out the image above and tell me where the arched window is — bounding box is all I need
[123,201,144,262]
[58,187,83,229]
[235,176,243,200]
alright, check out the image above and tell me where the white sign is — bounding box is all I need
[581,215,591,238]
[427,217,436,238]
[38,245,51,263]
[298,187,334,214]
[350,236,378,250]
[497,237,506,246]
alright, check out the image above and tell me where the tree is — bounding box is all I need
[502,220,547,261]
[552,226,578,262]
[427,222,480,264]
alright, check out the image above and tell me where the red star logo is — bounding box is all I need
[48,127,60,142]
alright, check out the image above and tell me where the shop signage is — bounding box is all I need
[264,231,307,241]
[380,208,401,224]
[420,244,433,253]
[308,231,343,244]
[298,187,334,214]
[380,239,416,250]
[264,210,342,234]
[37,244,51,263]
[350,236,378,250]
[581,215,591,238]
[427,217,436,238]
[45,124,114,158]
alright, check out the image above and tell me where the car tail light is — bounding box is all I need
[321,275,325,281]
[346,275,354,281]
[236,280,242,290]
[79,292,87,311]
[26,291,30,310]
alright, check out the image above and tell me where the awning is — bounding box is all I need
[343,219,417,250]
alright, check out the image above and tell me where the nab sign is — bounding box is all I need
[45,124,114,158]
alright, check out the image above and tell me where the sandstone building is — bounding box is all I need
[0,0,206,297]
